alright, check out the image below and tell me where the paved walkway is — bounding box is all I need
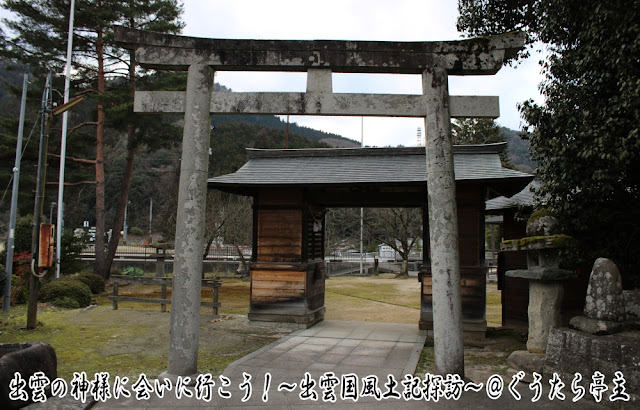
[88,320,426,408]
[44,320,604,408]
[223,319,425,382]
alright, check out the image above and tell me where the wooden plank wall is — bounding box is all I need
[257,209,302,262]
[250,262,307,317]
[249,188,326,325]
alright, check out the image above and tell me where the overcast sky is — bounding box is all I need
[181,0,544,147]
[0,0,544,147]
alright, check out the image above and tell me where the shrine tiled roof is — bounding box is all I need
[208,142,533,198]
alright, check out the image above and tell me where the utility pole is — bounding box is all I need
[360,117,364,275]
[27,72,52,329]
[149,197,153,236]
[3,73,29,313]
[55,0,76,278]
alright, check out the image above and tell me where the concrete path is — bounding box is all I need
[223,319,425,382]
[86,320,426,408]
[50,320,605,408]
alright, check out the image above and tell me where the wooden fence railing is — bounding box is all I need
[109,275,221,315]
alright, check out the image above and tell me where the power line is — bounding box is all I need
[0,114,42,206]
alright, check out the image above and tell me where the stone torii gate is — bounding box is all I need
[114,27,524,379]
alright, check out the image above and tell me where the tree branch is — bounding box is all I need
[67,121,99,136]
[46,180,96,186]
[48,153,96,165]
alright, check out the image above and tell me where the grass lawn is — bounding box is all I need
[0,275,511,381]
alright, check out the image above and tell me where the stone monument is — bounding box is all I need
[544,258,639,402]
[569,258,627,334]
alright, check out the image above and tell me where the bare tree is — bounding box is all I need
[363,208,422,277]
[202,191,252,275]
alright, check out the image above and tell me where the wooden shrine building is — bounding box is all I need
[208,142,533,334]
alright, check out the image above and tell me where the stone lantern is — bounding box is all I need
[500,211,576,375]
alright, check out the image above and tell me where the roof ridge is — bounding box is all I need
[247,142,507,159]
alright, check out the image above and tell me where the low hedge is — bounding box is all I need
[76,272,106,294]
[61,275,92,289]
[39,280,92,308]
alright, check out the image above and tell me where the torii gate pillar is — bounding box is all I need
[160,64,213,380]
[423,64,464,375]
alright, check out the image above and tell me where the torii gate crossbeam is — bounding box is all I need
[115,27,524,380]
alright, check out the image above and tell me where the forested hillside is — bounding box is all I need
[502,127,536,173]
[1,63,534,238]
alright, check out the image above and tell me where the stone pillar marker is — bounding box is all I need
[160,63,214,381]
[423,64,464,376]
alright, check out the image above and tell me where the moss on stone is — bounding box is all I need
[528,208,553,224]
[502,234,574,251]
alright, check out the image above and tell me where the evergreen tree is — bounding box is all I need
[1,0,185,278]
[451,118,515,168]
[458,0,640,285]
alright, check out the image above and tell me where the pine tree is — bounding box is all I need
[1,0,184,278]
[451,118,515,168]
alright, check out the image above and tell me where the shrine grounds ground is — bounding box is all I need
[0,274,525,384]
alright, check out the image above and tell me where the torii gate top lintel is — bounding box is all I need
[115,27,524,119]
[114,26,524,75]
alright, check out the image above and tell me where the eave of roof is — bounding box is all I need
[208,143,533,198]
[486,179,539,211]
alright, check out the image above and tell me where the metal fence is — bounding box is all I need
[81,244,251,260]
[80,244,421,262]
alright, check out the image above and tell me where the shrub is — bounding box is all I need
[11,274,28,305]
[8,251,32,305]
[39,280,92,308]
[61,275,92,289]
[51,296,80,309]
[122,266,144,277]
[60,230,89,275]
[129,227,144,236]
[0,262,5,296]
[13,215,33,254]
[76,272,106,294]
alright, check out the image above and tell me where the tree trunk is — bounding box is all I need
[94,27,107,278]
[398,254,410,278]
[202,236,213,260]
[104,129,136,279]
[236,244,249,276]
[102,22,138,280]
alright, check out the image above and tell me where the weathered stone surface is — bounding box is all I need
[526,212,560,236]
[423,65,464,376]
[114,26,525,75]
[507,350,545,382]
[570,315,627,335]
[135,90,501,118]
[167,63,214,377]
[506,267,575,280]
[584,258,626,322]
[544,327,640,397]
[527,281,563,353]
[624,290,640,319]
[544,327,564,367]
[0,342,57,410]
